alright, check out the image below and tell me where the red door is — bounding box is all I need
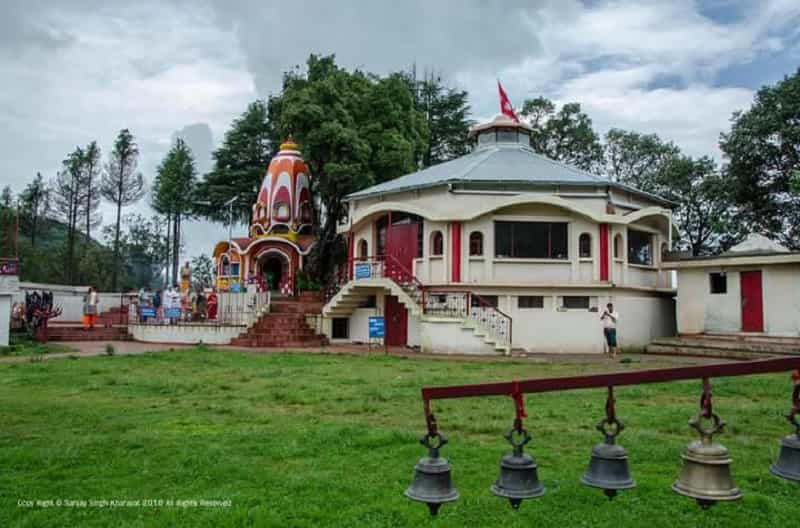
[385,295,407,346]
[387,222,418,270]
[740,270,764,332]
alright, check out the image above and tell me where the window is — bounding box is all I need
[579,233,592,258]
[562,296,590,309]
[495,221,568,259]
[613,234,623,259]
[431,231,444,256]
[332,318,349,339]
[709,273,727,294]
[497,128,518,143]
[628,229,653,266]
[471,295,498,308]
[478,131,495,146]
[300,202,313,223]
[273,202,290,221]
[469,231,484,256]
[358,239,368,260]
[518,296,544,309]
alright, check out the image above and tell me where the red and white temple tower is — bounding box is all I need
[212,137,316,295]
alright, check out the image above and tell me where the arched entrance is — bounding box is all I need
[258,249,291,292]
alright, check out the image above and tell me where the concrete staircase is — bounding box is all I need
[647,333,800,359]
[46,305,132,342]
[231,295,328,348]
[322,278,422,317]
[459,319,511,355]
[46,324,131,342]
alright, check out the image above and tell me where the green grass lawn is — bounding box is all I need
[0,349,797,527]
[0,333,74,357]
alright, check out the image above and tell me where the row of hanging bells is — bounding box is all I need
[405,382,800,515]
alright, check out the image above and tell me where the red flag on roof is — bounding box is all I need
[497,80,519,123]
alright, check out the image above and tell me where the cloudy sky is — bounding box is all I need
[2,0,799,260]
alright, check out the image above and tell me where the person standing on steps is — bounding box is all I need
[600,303,619,359]
[83,286,99,331]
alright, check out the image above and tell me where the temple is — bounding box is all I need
[212,137,317,294]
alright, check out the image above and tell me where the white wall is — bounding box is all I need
[0,294,10,347]
[11,283,132,322]
[677,264,800,336]
[130,324,244,345]
[418,317,496,355]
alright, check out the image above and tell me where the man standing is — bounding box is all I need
[601,303,619,358]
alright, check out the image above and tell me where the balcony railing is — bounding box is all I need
[425,290,512,348]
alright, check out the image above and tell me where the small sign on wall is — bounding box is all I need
[355,263,372,279]
[368,316,385,338]
[139,307,156,318]
[0,259,18,276]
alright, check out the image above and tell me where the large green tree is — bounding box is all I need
[720,68,800,249]
[520,97,604,172]
[195,100,275,225]
[269,54,428,280]
[656,156,737,256]
[152,138,197,284]
[101,129,145,290]
[402,70,471,167]
[604,128,681,191]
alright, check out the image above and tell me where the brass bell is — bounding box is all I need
[581,417,635,499]
[672,412,742,509]
[405,433,459,515]
[770,409,800,482]
[771,434,800,482]
[490,427,545,509]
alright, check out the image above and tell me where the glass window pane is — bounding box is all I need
[495,222,512,257]
[628,230,653,265]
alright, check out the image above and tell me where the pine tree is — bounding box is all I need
[82,141,102,240]
[195,100,274,224]
[52,148,85,284]
[101,129,145,291]
[19,172,49,248]
[152,138,197,283]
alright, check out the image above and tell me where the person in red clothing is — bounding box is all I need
[206,289,218,321]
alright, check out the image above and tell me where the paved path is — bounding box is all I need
[0,340,726,366]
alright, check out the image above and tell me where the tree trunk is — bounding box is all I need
[111,191,123,291]
[171,212,180,285]
[164,215,171,288]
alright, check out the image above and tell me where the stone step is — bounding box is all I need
[652,336,800,356]
[680,333,800,347]
[646,344,763,360]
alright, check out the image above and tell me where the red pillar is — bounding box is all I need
[451,222,461,283]
[347,230,355,280]
[599,223,609,281]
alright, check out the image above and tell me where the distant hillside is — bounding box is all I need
[15,215,111,286]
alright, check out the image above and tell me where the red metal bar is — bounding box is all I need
[421,357,800,401]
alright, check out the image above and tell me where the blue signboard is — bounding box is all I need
[165,307,182,319]
[139,306,156,318]
[355,263,372,279]
[368,316,385,338]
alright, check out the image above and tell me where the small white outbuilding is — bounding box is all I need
[663,235,800,336]
[0,260,21,347]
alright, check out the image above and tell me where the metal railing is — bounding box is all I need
[129,291,270,327]
[424,290,512,348]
